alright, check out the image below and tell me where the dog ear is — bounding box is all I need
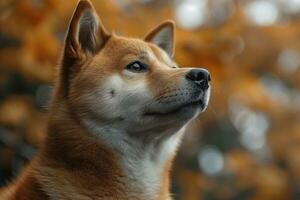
[59,0,110,97]
[144,20,175,57]
[64,0,110,61]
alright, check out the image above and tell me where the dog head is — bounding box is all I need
[58,0,211,135]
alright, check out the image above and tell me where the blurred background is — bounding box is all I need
[0,0,300,199]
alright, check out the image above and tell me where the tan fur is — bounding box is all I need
[0,1,210,199]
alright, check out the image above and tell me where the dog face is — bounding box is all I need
[61,0,210,135]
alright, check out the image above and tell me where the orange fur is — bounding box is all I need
[0,1,211,199]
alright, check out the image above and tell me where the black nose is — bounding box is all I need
[185,68,211,90]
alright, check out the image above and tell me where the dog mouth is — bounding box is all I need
[143,99,205,117]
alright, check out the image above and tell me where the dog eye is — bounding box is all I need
[126,61,148,73]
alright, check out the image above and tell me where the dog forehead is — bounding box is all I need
[103,36,172,65]
[105,36,151,56]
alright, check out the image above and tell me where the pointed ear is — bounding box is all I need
[64,0,110,60]
[144,20,175,57]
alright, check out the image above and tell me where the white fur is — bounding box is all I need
[83,119,185,200]
[78,70,210,199]
[80,75,188,199]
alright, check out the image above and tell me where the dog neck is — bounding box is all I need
[40,101,185,200]
[82,114,185,200]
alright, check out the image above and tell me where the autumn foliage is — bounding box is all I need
[0,0,300,199]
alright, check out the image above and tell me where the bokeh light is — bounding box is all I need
[245,0,280,25]
[277,48,300,74]
[174,0,208,29]
[198,146,224,175]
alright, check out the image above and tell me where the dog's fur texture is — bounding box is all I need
[0,0,211,199]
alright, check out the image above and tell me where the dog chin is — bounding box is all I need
[144,99,206,121]
[143,90,210,123]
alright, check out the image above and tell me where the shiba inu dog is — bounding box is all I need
[0,0,211,199]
